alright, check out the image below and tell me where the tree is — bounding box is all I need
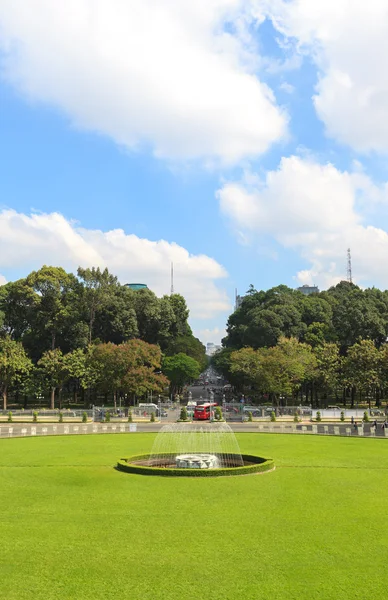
[63,348,88,404]
[230,337,316,404]
[0,337,32,409]
[90,339,168,406]
[344,340,380,408]
[162,353,201,396]
[27,266,75,351]
[165,335,207,372]
[38,348,67,409]
[77,267,119,343]
[313,342,341,406]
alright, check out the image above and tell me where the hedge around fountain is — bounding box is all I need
[117,453,274,477]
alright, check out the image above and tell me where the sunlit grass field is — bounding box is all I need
[1,432,387,600]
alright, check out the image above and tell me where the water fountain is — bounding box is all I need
[117,421,275,477]
[147,422,244,469]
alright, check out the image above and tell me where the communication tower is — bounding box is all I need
[346,248,352,284]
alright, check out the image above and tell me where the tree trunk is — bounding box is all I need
[113,391,117,412]
[3,385,7,411]
[58,387,63,410]
[351,386,356,409]
[89,307,95,344]
[51,331,56,350]
[50,386,56,410]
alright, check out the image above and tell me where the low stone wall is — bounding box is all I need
[0,422,138,439]
[0,421,387,439]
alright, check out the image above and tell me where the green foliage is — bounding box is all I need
[7,411,12,423]
[150,411,155,422]
[223,282,388,352]
[214,406,223,421]
[247,411,253,422]
[58,412,63,423]
[127,409,132,423]
[270,411,276,422]
[82,412,88,423]
[104,410,111,423]
[340,411,345,422]
[293,412,299,423]
[316,411,322,422]
[179,406,188,421]
[90,339,167,399]
[165,335,207,371]
[162,353,201,395]
[32,411,38,422]
[230,337,316,400]
[363,411,370,423]
[0,336,33,410]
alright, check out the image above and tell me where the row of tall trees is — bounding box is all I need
[0,338,169,410]
[213,281,388,407]
[214,337,388,408]
[0,266,204,358]
[224,282,388,351]
[0,265,207,409]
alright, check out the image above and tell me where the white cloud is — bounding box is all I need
[218,155,388,289]
[194,327,226,346]
[0,209,231,320]
[279,82,295,94]
[0,274,7,286]
[263,0,388,152]
[0,0,287,164]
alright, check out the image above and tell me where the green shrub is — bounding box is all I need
[315,411,321,422]
[293,412,299,423]
[270,411,276,422]
[363,411,370,423]
[105,410,111,423]
[7,411,13,423]
[127,409,133,423]
[32,411,38,423]
[340,410,345,422]
[150,411,155,422]
[215,406,223,421]
[58,412,63,423]
[247,411,253,422]
[82,412,88,423]
[180,406,188,421]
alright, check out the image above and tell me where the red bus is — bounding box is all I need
[193,403,217,420]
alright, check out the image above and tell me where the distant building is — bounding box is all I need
[297,284,319,296]
[125,283,148,291]
[206,342,221,356]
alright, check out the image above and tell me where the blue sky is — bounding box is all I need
[1,1,388,344]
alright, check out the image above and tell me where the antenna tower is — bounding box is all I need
[346,248,352,284]
[170,262,174,294]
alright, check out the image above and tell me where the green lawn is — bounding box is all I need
[1,433,388,600]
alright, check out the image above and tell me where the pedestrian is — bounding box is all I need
[354,421,358,430]
[373,420,377,428]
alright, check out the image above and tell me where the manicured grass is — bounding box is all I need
[1,433,388,599]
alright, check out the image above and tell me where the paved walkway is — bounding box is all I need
[0,421,387,439]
